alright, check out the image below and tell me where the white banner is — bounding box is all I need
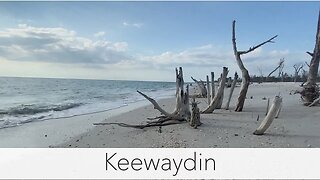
[0,148,319,179]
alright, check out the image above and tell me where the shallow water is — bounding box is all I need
[0,77,175,129]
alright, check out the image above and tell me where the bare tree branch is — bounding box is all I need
[306,51,314,57]
[239,35,278,55]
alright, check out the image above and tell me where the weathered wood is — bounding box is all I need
[308,96,320,107]
[202,67,228,113]
[211,72,215,100]
[206,75,211,104]
[265,98,270,116]
[302,11,320,105]
[253,96,282,135]
[94,67,191,129]
[189,97,201,129]
[232,20,277,112]
[225,72,238,110]
[216,73,225,109]
[191,77,207,98]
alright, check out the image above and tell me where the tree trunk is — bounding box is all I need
[139,67,191,121]
[216,73,225,109]
[211,72,215,100]
[225,72,238,110]
[206,75,211,104]
[189,97,201,128]
[302,11,320,105]
[253,96,282,135]
[232,20,277,112]
[202,67,228,113]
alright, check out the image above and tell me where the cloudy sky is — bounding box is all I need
[0,2,319,81]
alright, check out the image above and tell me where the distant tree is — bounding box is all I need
[293,63,304,82]
[267,58,285,78]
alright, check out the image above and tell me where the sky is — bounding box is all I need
[0,1,319,82]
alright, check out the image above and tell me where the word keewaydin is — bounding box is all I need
[106,152,215,176]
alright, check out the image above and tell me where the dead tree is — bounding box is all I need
[206,75,211,104]
[225,72,238,110]
[267,58,285,79]
[94,67,191,129]
[191,77,207,98]
[232,20,277,111]
[253,96,282,135]
[278,60,285,79]
[189,97,201,129]
[293,63,304,82]
[301,11,320,106]
[211,72,215,100]
[202,67,228,113]
[216,73,226,109]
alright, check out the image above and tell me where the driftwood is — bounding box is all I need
[202,67,228,113]
[253,96,282,135]
[302,11,320,105]
[206,75,211,104]
[216,73,225,109]
[308,96,320,107]
[265,98,270,116]
[232,20,277,112]
[191,77,207,98]
[94,67,191,129]
[211,72,215,100]
[189,97,201,129]
[225,72,238,110]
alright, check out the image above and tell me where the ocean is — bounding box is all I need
[0,77,176,129]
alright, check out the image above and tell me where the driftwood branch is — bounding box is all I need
[306,51,314,57]
[137,90,173,118]
[253,96,282,135]
[308,96,320,107]
[238,35,278,55]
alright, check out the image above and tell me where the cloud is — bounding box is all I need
[139,44,308,77]
[0,24,130,65]
[93,31,106,37]
[122,21,143,28]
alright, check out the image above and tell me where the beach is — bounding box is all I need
[1,82,319,148]
[54,82,319,148]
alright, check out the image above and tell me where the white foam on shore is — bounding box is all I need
[0,98,164,147]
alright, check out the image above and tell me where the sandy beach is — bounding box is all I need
[52,82,320,148]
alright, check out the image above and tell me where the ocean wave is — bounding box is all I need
[0,103,83,116]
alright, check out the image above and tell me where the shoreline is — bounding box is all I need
[57,82,320,148]
[1,82,319,148]
[0,99,165,148]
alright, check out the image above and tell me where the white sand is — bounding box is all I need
[1,82,319,148]
[56,82,320,148]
